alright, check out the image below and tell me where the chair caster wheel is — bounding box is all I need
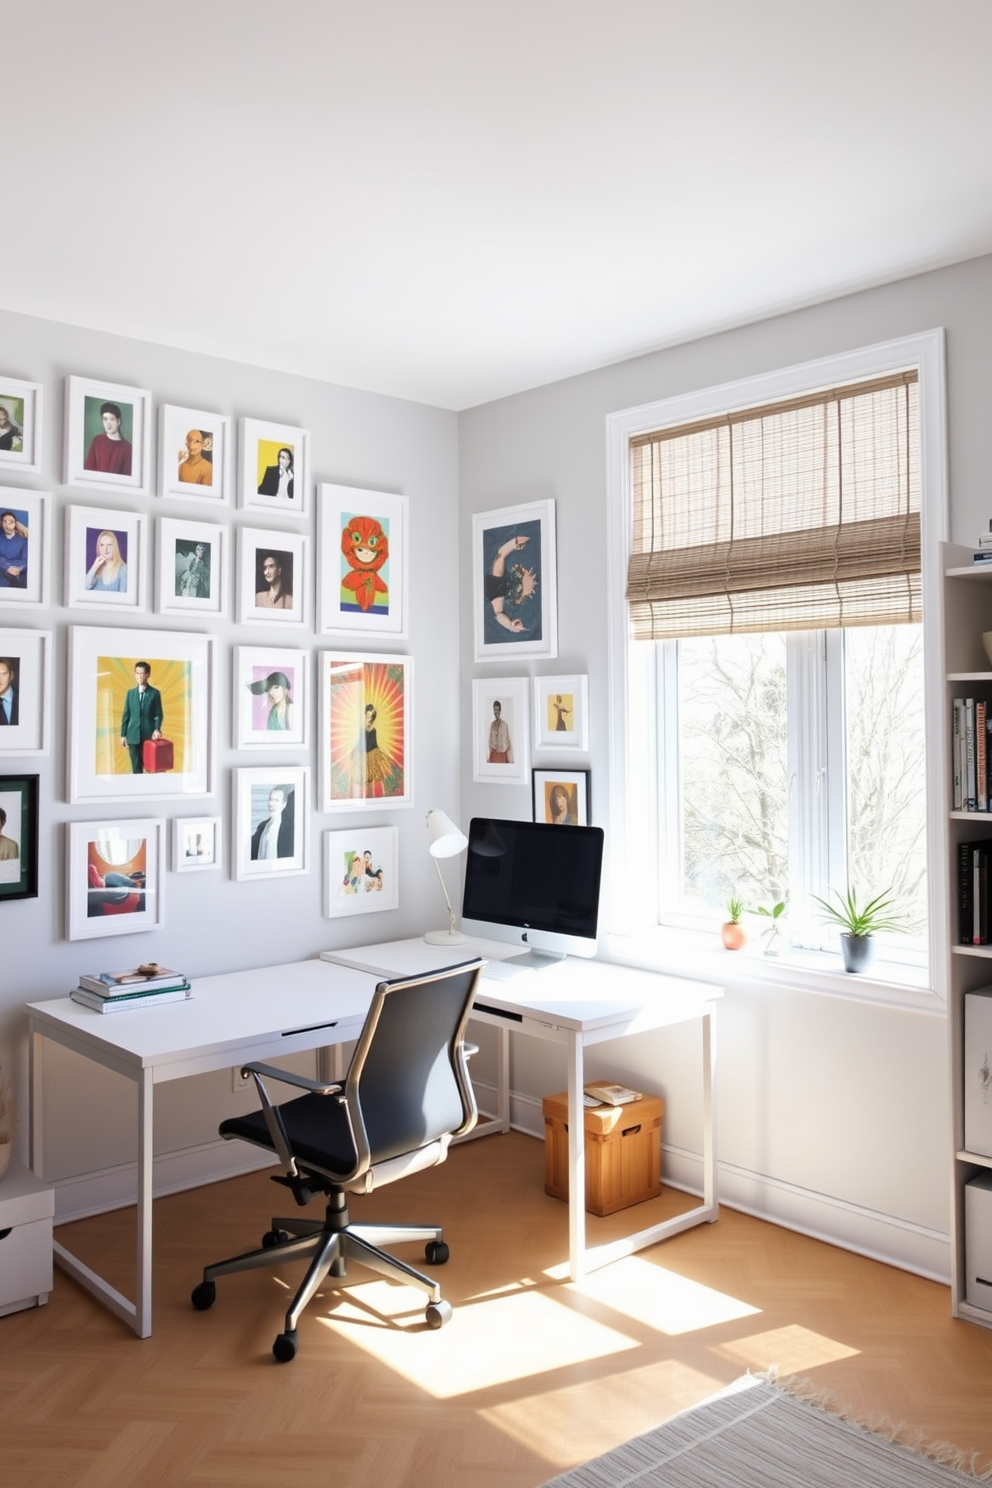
[425,1240,449,1265]
[272,1330,298,1362]
[191,1282,216,1311]
[262,1228,289,1249]
[425,1300,452,1329]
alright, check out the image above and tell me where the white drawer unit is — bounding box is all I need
[0,1158,54,1319]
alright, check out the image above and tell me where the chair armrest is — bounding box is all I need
[240,1061,342,1096]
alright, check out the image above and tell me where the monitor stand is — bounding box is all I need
[505,949,566,971]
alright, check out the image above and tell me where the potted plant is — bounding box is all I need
[0,1065,17,1181]
[812,886,905,973]
[721,896,747,950]
[755,899,787,956]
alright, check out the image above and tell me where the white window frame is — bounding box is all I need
[604,331,948,1011]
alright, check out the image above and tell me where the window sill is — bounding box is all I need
[601,927,943,1014]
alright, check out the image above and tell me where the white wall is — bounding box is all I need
[458,253,992,1280]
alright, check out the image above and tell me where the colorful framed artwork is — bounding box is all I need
[65,504,147,611]
[472,676,529,785]
[533,674,589,751]
[0,630,51,756]
[67,626,214,804]
[67,817,165,939]
[323,826,399,918]
[532,768,590,826]
[172,816,222,873]
[236,525,309,627]
[155,516,228,617]
[233,645,308,750]
[232,765,310,881]
[0,773,38,902]
[472,499,557,662]
[157,404,231,504]
[238,417,310,519]
[318,652,413,812]
[0,487,50,609]
[63,375,152,495]
[316,483,409,638]
[0,376,43,474]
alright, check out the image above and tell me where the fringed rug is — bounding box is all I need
[539,1373,992,1487]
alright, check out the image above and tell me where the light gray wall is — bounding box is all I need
[458,254,992,1277]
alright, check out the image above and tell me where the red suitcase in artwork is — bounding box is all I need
[142,737,174,773]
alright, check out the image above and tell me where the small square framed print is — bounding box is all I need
[172,816,222,873]
[323,826,399,918]
[239,417,310,519]
[67,817,165,939]
[65,505,147,611]
[158,404,231,504]
[64,375,151,495]
[233,645,308,749]
[0,376,43,473]
[317,483,408,638]
[233,765,310,880]
[533,674,589,750]
[237,525,309,627]
[0,773,38,901]
[472,676,529,784]
[156,516,228,617]
[532,768,590,826]
[0,630,52,755]
[0,488,50,609]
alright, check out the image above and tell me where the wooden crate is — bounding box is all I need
[542,1083,663,1216]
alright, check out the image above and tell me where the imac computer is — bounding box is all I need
[460,817,605,967]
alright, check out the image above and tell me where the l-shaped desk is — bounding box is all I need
[28,939,721,1338]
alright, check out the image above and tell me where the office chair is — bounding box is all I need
[191,958,483,1362]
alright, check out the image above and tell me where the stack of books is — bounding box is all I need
[70,963,192,1014]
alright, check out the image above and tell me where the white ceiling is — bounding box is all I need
[4,1,992,410]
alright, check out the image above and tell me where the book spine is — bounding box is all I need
[967,700,977,811]
[71,987,192,1013]
[961,840,974,945]
[78,975,188,996]
[978,702,987,812]
[954,698,964,811]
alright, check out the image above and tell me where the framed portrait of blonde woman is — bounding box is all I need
[65,505,147,611]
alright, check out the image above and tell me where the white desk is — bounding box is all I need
[321,938,722,1283]
[28,959,380,1338]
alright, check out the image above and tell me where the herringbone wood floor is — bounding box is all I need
[3,1132,992,1487]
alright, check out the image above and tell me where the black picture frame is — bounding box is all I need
[0,772,38,900]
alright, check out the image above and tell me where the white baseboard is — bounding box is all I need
[51,1139,275,1225]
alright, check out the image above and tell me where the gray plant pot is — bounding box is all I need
[840,933,875,974]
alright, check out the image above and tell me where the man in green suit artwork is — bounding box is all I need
[120,661,163,774]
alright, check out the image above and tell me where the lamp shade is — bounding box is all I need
[426,809,467,859]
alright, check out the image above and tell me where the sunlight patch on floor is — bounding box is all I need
[316,1282,639,1396]
[714,1322,860,1374]
[566,1255,761,1336]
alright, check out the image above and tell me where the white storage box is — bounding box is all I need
[964,1171,992,1313]
[0,1159,54,1319]
[964,987,992,1156]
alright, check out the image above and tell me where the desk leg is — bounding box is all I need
[135,1068,154,1338]
[701,1004,717,1215]
[29,1026,43,1176]
[566,1031,586,1281]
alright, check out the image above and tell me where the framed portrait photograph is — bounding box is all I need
[0,487,50,609]
[65,504,147,611]
[155,517,228,617]
[67,817,165,940]
[234,645,308,750]
[532,768,590,826]
[316,483,409,638]
[237,525,309,627]
[64,375,152,495]
[323,826,399,918]
[0,376,43,474]
[472,499,557,662]
[238,417,310,519]
[0,630,51,756]
[68,626,214,805]
[472,676,529,785]
[157,404,231,504]
[172,816,222,873]
[232,765,310,881]
[0,773,38,902]
[318,652,412,812]
[533,674,589,751]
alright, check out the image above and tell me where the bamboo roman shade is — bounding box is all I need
[626,371,920,639]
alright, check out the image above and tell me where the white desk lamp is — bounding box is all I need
[424,809,468,945]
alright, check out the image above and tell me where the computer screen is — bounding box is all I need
[460,817,605,963]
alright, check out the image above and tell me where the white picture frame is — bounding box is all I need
[323,826,399,918]
[238,416,310,519]
[68,626,214,805]
[237,525,309,627]
[0,630,52,756]
[472,676,530,784]
[317,651,413,812]
[316,483,409,638]
[67,817,166,940]
[533,674,589,750]
[232,765,310,881]
[0,376,43,473]
[0,487,51,609]
[472,499,558,662]
[65,504,147,611]
[233,645,308,750]
[64,375,152,496]
[155,516,228,617]
[157,404,232,504]
[172,816,222,873]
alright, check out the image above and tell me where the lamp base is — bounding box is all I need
[423,929,468,945]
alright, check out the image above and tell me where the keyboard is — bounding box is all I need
[481,958,531,981]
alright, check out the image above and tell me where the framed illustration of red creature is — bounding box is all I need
[317,484,409,639]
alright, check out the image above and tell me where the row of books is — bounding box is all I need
[959,841,992,945]
[70,964,192,1014]
[952,698,992,811]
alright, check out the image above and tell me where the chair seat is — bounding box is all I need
[221,1092,356,1175]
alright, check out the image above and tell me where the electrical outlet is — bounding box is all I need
[231,1065,249,1094]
